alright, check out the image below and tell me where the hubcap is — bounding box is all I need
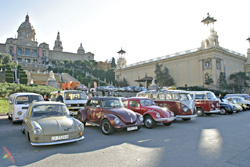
[102,122,110,133]
[197,110,203,116]
[145,118,152,127]
[220,109,226,114]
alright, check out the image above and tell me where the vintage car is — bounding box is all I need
[8,92,44,123]
[226,96,249,110]
[22,101,84,146]
[137,90,197,121]
[123,97,176,128]
[50,90,88,116]
[222,99,242,112]
[218,98,235,115]
[188,91,220,116]
[77,97,144,135]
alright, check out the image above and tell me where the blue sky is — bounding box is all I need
[0,0,250,64]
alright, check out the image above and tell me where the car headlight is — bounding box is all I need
[139,115,143,122]
[171,112,175,117]
[114,117,120,125]
[156,113,161,118]
[33,127,42,135]
[162,107,168,111]
[212,104,214,108]
[78,123,84,131]
[183,107,188,112]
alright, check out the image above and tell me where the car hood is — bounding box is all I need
[143,106,171,117]
[33,116,76,135]
[104,108,137,124]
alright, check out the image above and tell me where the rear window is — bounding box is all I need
[16,95,43,105]
[179,93,191,101]
[195,94,206,99]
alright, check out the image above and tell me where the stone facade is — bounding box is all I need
[0,15,94,71]
[115,14,249,90]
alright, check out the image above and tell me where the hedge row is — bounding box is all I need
[0,83,59,97]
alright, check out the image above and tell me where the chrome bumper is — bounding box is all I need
[205,109,220,114]
[31,136,84,146]
[176,114,197,119]
[155,117,176,122]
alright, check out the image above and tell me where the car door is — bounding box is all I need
[86,99,102,124]
[128,100,141,114]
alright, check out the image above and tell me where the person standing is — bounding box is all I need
[44,94,49,101]
[56,91,64,103]
[102,88,105,97]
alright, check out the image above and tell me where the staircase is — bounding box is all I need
[61,73,80,83]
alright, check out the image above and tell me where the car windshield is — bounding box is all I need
[206,92,217,100]
[102,99,123,108]
[179,93,191,101]
[140,99,156,106]
[64,92,87,100]
[16,95,44,105]
[32,104,69,117]
[222,99,229,103]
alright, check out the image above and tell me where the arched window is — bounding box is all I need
[9,46,13,55]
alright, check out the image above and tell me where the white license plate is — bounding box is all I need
[127,126,138,131]
[51,135,69,141]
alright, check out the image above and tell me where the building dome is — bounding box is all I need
[17,14,36,41]
[77,43,85,54]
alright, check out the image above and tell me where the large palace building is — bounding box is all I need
[0,14,94,71]
[115,14,250,90]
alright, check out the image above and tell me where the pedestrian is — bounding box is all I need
[56,91,64,103]
[108,89,112,96]
[102,88,105,96]
[44,94,49,101]
[91,89,95,97]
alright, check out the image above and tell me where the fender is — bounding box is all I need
[78,108,87,123]
[102,114,118,127]
[143,110,158,120]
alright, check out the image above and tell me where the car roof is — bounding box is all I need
[88,97,121,100]
[188,91,213,94]
[32,101,65,105]
[11,92,42,96]
[125,97,150,100]
[138,90,189,94]
[51,90,83,93]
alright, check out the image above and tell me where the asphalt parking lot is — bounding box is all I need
[1,111,250,167]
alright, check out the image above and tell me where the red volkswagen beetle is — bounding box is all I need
[123,97,176,128]
[77,97,144,135]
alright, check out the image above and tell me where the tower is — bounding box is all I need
[77,43,85,54]
[53,32,63,51]
[117,48,127,68]
[201,13,219,49]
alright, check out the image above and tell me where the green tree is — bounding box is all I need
[229,71,250,93]
[154,63,175,87]
[111,57,116,68]
[0,53,12,64]
[218,72,227,90]
[204,73,214,86]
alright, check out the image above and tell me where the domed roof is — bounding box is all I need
[77,43,85,54]
[17,14,35,32]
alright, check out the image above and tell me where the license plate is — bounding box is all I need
[127,126,138,131]
[51,135,69,141]
[191,117,196,120]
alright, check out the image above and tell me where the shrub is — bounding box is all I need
[5,77,14,83]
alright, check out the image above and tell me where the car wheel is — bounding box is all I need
[182,118,191,121]
[144,115,155,129]
[196,108,204,117]
[101,119,114,135]
[163,122,172,126]
[219,108,227,115]
[77,113,82,122]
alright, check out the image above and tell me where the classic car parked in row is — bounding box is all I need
[218,98,235,115]
[226,96,249,110]
[123,97,176,128]
[137,90,197,121]
[8,92,44,123]
[22,101,84,146]
[188,91,220,116]
[222,99,242,112]
[77,97,144,135]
